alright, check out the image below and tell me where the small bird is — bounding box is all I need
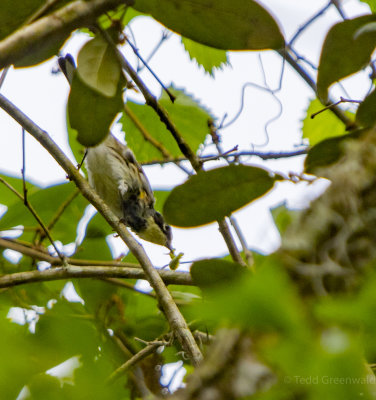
[58,54,173,250]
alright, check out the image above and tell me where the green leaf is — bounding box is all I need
[121,87,212,162]
[0,0,45,40]
[270,202,302,236]
[0,182,87,244]
[356,89,376,128]
[75,212,113,261]
[359,0,376,12]
[189,259,306,335]
[304,129,363,175]
[68,71,125,147]
[181,37,228,75]
[0,172,40,207]
[190,259,245,288]
[132,0,284,50]
[163,164,277,227]
[77,36,122,97]
[153,190,171,214]
[302,98,354,146]
[317,15,376,102]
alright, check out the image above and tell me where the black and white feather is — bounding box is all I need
[58,54,172,250]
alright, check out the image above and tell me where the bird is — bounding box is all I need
[58,54,173,251]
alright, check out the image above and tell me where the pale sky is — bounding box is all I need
[0,0,371,266]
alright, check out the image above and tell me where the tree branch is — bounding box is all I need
[0,177,64,260]
[279,47,357,130]
[0,93,203,366]
[0,0,131,69]
[99,28,201,171]
[108,340,166,383]
[0,237,139,268]
[123,104,172,160]
[0,265,192,288]
[141,149,308,166]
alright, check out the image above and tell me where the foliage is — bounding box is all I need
[1,1,376,399]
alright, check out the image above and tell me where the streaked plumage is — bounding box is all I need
[58,54,172,250]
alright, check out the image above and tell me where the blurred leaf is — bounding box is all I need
[189,258,306,336]
[302,98,354,146]
[317,15,376,101]
[120,289,167,341]
[121,87,212,163]
[270,202,302,236]
[74,212,115,312]
[15,34,70,68]
[164,165,278,227]
[77,36,121,97]
[132,0,284,50]
[0,182,87,244]
[190,258,245,288]
[359,0,376,12]
[312,330,374,400]
[68,70,125,147]
[304,129,363,175]
[356,89,376,128]
[315,268,376,358]
[82,6,143,36]
[28,374,62,400]
[181,37,228,75]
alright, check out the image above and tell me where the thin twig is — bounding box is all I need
[0,67,10,89]
[99,28,201,171]
[141,149,309,166]
[331,0,347,20]
[124,104,172,159]
[103,277,157,298]
[21,128,27,203]
[125,37,176,103]
[0,93,203,366]
[0,237,194,286]
[137,29,171,73]
[0,176,64,260]
[310,97,361,119]
[207,123,247,266]
[0,237,138,267]
[289,1,332,45]
[123,104,193,175]
[217,219,245,266]
[229,216,254,267]
[108,340,166,383]
[199,146,238,163]
[279,47,358,130]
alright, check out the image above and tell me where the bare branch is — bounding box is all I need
[0,0,131,68]
[125,36,176,103]
[289,2,332,45]
[0,176,65,260]
[108,340,166,383]
[123,104,172,160]
[99,28,202,171]
[141,149,308,166]
[0,265,192,289]
[279,48,357,130]
[310,96,361,119]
